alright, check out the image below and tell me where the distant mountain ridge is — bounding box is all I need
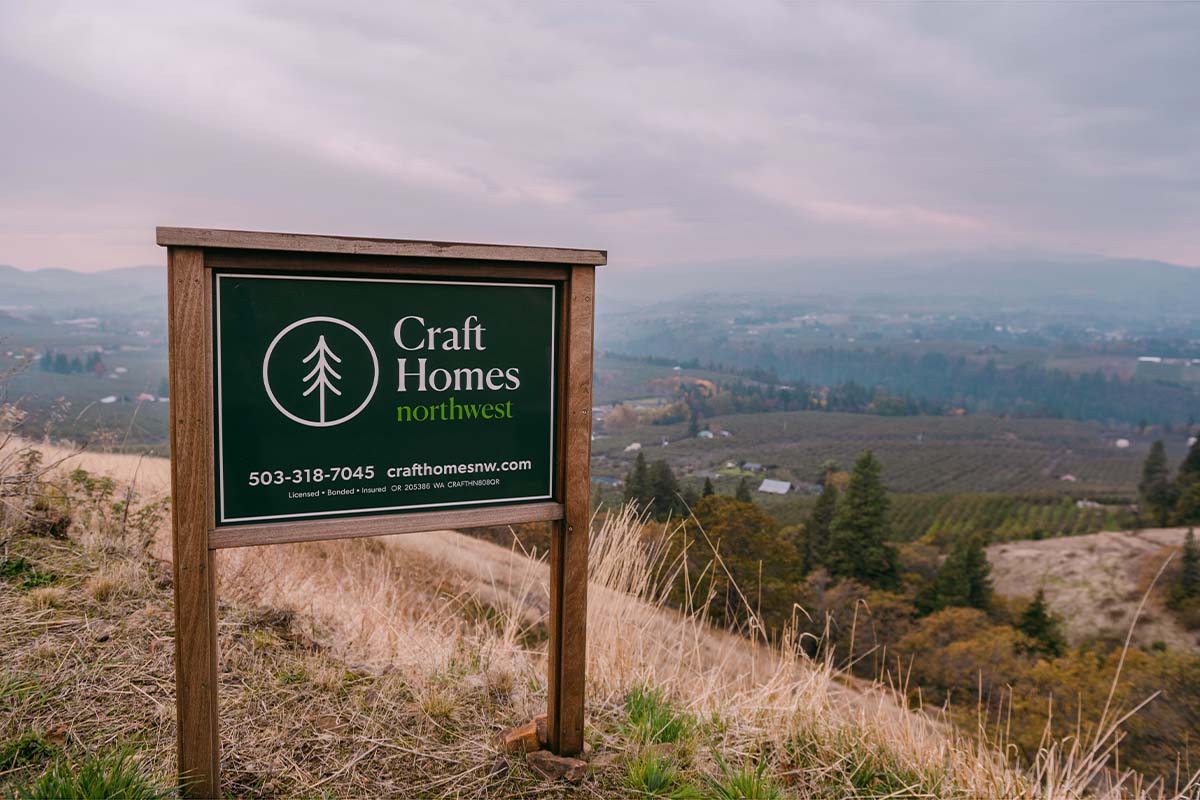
[599,254,1200,318]
[0,264,165,317]
[4,252,1198,321]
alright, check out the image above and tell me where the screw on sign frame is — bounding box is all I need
[159,227,604,797]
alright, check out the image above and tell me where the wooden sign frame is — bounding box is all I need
[159,227,604,797]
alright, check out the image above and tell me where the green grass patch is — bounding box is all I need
[624,686,694,745]
[276,669,307,685]
[705,752,782,799]
[0,555,57,590]
[0,733,58,772]
[13,751,173,800]
[624,752,702,799]
[784,729,949,797]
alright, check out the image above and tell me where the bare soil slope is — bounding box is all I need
[989,528,1197,652]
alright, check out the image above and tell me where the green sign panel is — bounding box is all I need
[213,271,558,526]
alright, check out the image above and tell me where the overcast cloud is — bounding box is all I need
[1,1,1197,271]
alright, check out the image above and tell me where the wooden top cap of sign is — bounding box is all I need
[156,227,607,266]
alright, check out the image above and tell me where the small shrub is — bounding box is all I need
[15,751,172,800]
[624,686,693,745]
[65,468,169,552]
[22,500,71,539]
[1174,596,1200,630]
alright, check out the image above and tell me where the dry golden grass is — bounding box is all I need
[989,528,1199,651]
[3,440,1198,798]
[23,586,67,611]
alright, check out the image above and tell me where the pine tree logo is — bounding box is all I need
[262,316,379,428]
[301,335,342,424]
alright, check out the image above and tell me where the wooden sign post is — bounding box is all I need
[159,228,604,796]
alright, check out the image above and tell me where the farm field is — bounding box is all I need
[767,492,1124,543]
[591,353,750,405]
[1,315,170,450]
[593,409,1183,497]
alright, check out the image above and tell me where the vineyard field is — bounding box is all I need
[592,409,1186,496]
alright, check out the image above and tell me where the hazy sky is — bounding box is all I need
[1,1,1197,271]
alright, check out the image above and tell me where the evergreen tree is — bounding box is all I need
[1180,439,1200,486]
[1173,440,1200,523]
[623,452,650,509]
[1017,588,1065,657]
[1139,440,1175,527]
[816,459,840,483]
[802,480,838,573]
[647,459,683,519]
[735,476,753,503]
[53,353,70,374]
[927,535,993,613]
[1174,482,1200,525]
[1172,528,1200,606]
[40,348,53,371]
[827,451,898,588]
[158,377,170,397]
[69,356,83,373]
[681,485,700,510]
[702,477,715,497]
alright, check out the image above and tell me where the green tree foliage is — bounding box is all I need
[1173,482,1200,525]
[681,485,700,511]
[735,476,753,503]
[897,608,1032,706]
[1177,437,1200,486]
[625,454,686,519]
[678,496,800,632]
[1169,529,1199,613]
[827,451,898,589]
[895,607,1200,782]
[1139,440,1175,526]
[641,345,1200,427]
[624,452,650,508]
[921,534,993,614]
[1016,589,1065,657]
[702,477,715,497]
[647,459,684,519]
[816,459,840,482]
[1173,438,1200,524]
[801,481,838,573]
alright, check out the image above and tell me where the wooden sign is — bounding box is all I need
[159,228,604,796]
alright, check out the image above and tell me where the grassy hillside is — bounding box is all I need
[989,527,1199,652]
[5,443,1194,797]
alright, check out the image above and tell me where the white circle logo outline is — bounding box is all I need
[262,316,379,428]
